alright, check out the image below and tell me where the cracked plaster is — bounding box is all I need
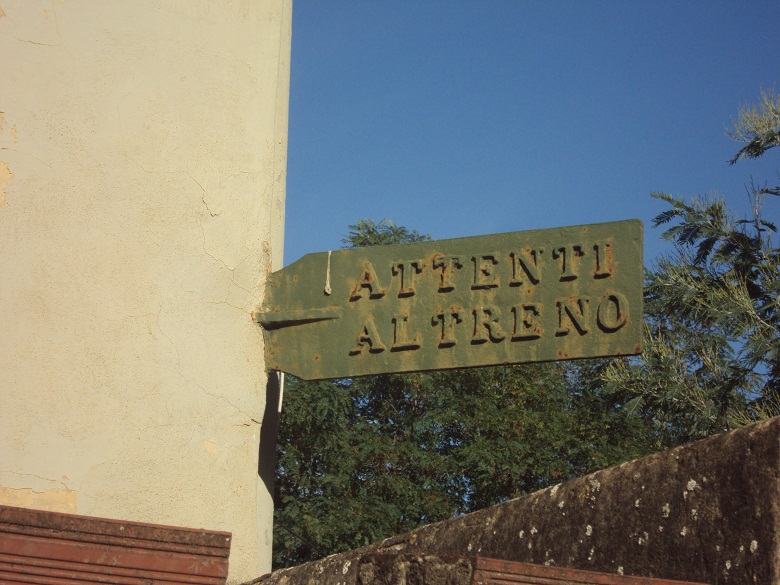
[0,2,291,582]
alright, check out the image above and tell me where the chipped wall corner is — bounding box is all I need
[0,161,12,207]
[0,486,77,514]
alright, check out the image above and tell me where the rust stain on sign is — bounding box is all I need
[0,504,231,584]
[258,220,643,380]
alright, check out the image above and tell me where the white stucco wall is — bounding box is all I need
[0,1,291,581]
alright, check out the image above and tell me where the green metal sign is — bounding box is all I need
[257,219,643,380]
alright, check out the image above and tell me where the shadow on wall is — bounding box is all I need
[258,372,281,498]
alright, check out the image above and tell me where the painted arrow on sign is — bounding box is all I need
[256,219,643,380]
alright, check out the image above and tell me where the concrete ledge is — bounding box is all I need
[256,417,780,585]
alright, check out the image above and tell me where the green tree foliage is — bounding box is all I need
[274,366,658,568]
[342,218,430,247]
[728,88,780,170]
[603,90,780,440]
[273,220,658,569]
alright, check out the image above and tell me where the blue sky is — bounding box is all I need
[284,1,778,266]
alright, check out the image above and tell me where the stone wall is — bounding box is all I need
[256,417,780,585]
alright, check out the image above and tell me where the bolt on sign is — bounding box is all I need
[256,219,643,380]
